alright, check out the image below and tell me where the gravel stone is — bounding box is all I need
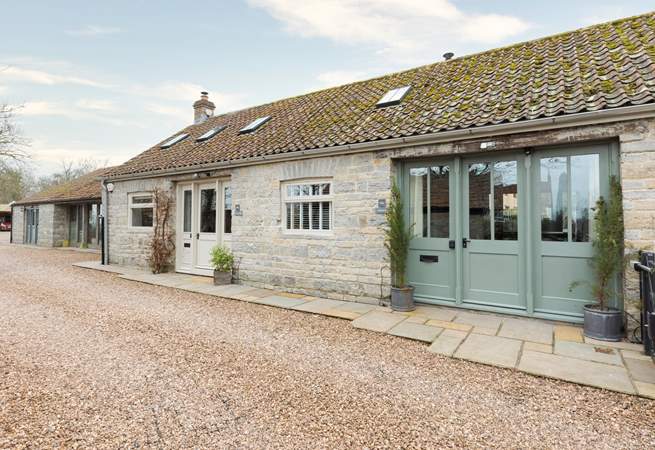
[1,237,655,448]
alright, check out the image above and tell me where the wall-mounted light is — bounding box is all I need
[106,182,115,193]
[234,204,242,216]
[480,141,496,150]
[375,199,387,214]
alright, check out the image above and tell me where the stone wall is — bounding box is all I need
[230,153,391,303]
[11,205,24,243]
[36,204,55,247]
[52,205,68,246]
[107,178,175,268]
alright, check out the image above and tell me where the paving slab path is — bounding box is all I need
[2,243,655,448]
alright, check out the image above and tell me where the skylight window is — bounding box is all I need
[196,125,227,142]
[160,133,189,149]
[376,85,411,108]
[239,116,271,134]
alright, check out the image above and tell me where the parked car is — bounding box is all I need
[0,220,11,231]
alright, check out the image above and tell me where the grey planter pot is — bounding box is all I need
[213,270,232,286]
[583,305,623,342]
[390,286,415,312]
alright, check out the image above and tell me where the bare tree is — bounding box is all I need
[0,103,29,162]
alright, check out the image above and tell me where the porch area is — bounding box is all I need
[74,260,655,399]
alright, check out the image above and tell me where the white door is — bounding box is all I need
[176,180,223,276]
[177,185,194,272]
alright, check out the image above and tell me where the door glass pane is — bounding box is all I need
[493,161,518,241]
[224,187,232,234]
[200,188,216,233]
[469,163,491,240]
[409,167,428,237]
[571,154,600,242]
[540,157,568,241]
[183,190,192,233]
[430,166,449,238]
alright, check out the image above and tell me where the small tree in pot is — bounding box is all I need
[210,245,234,285]
[571,176,624,341]
[384,180,415,311]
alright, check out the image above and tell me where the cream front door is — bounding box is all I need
[176,180,223,276]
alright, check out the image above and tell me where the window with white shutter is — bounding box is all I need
[282,180,332,234]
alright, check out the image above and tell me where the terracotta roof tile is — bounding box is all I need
[109,12,655,178]
[14,167,113,205]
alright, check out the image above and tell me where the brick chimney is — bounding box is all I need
[193,91,215,124]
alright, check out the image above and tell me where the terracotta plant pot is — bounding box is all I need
[213,270,232,286]
[390,286,415,312]
[583,304,623,341]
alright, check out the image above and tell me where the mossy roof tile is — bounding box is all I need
[108,12,655,178]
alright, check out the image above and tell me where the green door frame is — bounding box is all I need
[400,140,619,323]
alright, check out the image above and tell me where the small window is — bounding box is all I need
[160,133,189,148]
[239,116,271,134]
[283,180,332,233]
[224,186,232,234]
[376,85,411,108]
[196,125,227,142]
[128,193,154,229]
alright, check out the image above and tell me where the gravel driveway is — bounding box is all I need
[1,242,654,449]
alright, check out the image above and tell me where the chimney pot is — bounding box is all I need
[193,91,215,124]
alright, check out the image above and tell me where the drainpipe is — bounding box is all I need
[101,179,110,265]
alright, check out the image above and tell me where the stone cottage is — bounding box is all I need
[12,167,111,249]
[102,12,655,324]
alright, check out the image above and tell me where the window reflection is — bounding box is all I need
[493,161,518,240]
[469,163,491,240]
[571,154,599,242]
[430,166,449,238]
[540,157,568,241]
[409,167,428,237]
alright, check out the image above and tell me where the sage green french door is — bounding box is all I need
[462,156,525,311]
[531,144,612,319]
[403,142,615,322]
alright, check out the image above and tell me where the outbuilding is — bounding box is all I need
[12,167,111,249]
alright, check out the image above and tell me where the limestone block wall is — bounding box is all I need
[230,153,392,303]
[107,178,175,268]
[36,204,55,247]
[52,204,68,246]
[11,205,24,243]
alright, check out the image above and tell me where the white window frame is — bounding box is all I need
[128,192,155,231]
[282,179,333,235]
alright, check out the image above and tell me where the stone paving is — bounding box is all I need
[73,261,655,399]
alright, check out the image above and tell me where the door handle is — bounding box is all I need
[196,233,199,239]
[462,238,471,248]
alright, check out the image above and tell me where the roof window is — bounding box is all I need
[196,125,227,142]
[376,86,411,108]
[160,133,189,149]
[239,116,271,134]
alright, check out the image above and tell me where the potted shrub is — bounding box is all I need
[384,180,415,311]
[572,176,624,341]
[210,245,234,285]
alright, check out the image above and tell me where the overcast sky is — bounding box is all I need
[2,0,653,175]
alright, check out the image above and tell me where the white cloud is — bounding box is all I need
[248,0,530,62]
[21,101,128,126]
[0,85,7,95]
[0,66,108,88]
[65,25,123,37]
[135,81,249,114]
[145,103,189,121]
[75,98,119,112]
[316,70,371,88]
